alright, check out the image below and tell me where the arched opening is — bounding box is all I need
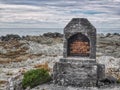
[67,33,90,57]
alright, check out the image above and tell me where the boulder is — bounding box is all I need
[113,33,120,36]
[106,33,111,37]
[0,34,21,41]
[43,32,63,38]
[100,76,117,84]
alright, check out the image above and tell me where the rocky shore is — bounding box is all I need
[0,33,120,90]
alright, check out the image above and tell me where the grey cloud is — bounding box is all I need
[0,0,120,28]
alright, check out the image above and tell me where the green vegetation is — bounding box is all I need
[22,68,51,89]
[117,79,120,83]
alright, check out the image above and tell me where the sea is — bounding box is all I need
[0,28,120,36]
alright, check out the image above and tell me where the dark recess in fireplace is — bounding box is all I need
[68,33,90,57]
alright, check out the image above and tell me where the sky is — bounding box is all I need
[0,0,120,28]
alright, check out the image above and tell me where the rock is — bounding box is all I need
[97,56,120,80]
[34,62,51,71]
[27,41,63,56]
[100,76,117,84]
[23,35,63,44]
[97,33,120,58]
[0,34,21,41]
[43,32,63,38]
[113,52,120,58]
[113,33,120,36]
[97,33,105,38]
[25,87,30,90]
[0,47,7,54]
[106,33,111,37]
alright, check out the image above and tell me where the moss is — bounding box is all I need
[22,68,51,89]
[117,80,120,83]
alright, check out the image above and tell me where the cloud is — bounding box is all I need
[0,0,120,28]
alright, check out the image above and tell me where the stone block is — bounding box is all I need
[53,61,99,87]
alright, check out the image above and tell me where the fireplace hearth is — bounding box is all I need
[53,18,105,87]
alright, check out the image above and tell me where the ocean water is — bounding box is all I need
[0,28,63,36]
[0,28,120,36]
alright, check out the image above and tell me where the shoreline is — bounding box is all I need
[0,28,120,37]
[0,32,120,40]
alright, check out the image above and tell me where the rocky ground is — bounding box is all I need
[31,84,120,90]
[0,33,120,90]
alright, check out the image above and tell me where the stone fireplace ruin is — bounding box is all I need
[63,18,96,59]
[53,18,105,87]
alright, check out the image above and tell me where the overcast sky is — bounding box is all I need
[0,0,120,28]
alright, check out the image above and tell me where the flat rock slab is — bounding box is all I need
[31,84,120,90]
